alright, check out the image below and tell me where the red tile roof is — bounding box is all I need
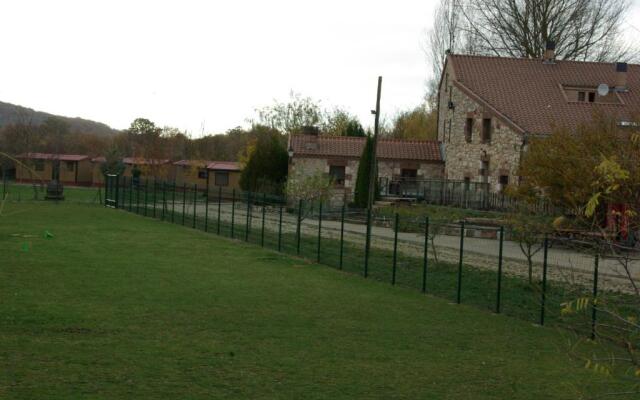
[290,135,442,162]
[173,160,211,167]
[448,54,640,135]
[122,157,170,165]
[17,153,89,161]
[206,161,241,171]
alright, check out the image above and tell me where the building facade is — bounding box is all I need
[207,161,241,192]
[16,153,93,186]
[438,51,639,192]
[289,134,443,205]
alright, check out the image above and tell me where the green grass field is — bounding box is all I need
[0,201,631,399]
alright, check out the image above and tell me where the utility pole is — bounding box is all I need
[364,76,382,278]
[367,76,382,211]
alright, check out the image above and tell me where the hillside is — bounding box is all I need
[0,101,119,136]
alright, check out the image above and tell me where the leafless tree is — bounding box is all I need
[464,0,635,61]
[425,0,637,100]
[425,0,479,106]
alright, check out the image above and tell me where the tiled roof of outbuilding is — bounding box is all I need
[290,135,442,162]
[206,161,241,171]
[17,153,89,161]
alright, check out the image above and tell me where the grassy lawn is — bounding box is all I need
[0,201,630,399]
[2,181,102,204]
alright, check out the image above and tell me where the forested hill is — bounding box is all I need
[0,101,119,136]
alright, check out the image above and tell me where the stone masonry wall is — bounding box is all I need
[292,156,443,205]
[438,63,524,192]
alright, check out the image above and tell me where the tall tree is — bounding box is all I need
[239,125,288,194]
[354,135,377,208]
[256,92,323,135]
[389,106,437,140]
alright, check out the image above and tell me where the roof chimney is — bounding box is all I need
[615,62,628,92]
[543,41,556,64]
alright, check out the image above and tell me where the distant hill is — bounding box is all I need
[0,101,119,136]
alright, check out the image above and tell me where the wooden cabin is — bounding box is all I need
[16,153,93,186]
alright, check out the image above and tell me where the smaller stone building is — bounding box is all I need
[16,153,93,186]
[289,134,444,205]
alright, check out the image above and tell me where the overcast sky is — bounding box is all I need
[1,0,639,136]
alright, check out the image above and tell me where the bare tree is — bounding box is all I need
[426,0,478,106]
[465,0,635,61]
[425,0,637,100]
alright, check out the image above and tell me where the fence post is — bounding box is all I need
[2,172,6,200]
[261,193,266,247]
[231,188,236,238]
[162,181,166,221]
[591,253,599,340]
[171,182,176,223]
[115,175,120,209]
[296,199,302,255]
[129,177,133,211]
[496,226,504,313]
[136,179,141,214]
[456,221,465,304]
[217,186,222,234]
[392,213,399,285]
[192,184,197,229]
[422,216,429,293]
[182,183,186,226]
[339,204,345,270]
[204,183,210,232]
[540,234,549,325]
[317,201,323,263]
[122,176,127,209]
[143,179,148,216]
[278,204,283,252]
[245,191,251,242]
[364,206,372,278]
[153,179,157,218]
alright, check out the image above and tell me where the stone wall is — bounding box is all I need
[291,156,444,205]
[438,63,524,192]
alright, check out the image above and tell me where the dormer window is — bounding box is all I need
[563,85,622,104]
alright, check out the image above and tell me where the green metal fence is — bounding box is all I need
[101,176,638,340]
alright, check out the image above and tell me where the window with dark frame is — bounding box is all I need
[34,160,44,171]
[401,168,417,179]
[214,171,229,186]
[329,165,346,187]
[197,168,208,179]
[588,92,596,103]
[463,177,470,191]
[578,91,586,102]
[481,118,492,143]
[66,161,74,171]
[464,118,473,143]
[499,175,509,191]
[480,160,489,183]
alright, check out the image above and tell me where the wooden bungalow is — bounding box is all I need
[16,153,93,186]
[207,161,242,192]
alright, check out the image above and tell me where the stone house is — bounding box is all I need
[289,134,443,205]
[16,153,93,186]
[438,48,640,192]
